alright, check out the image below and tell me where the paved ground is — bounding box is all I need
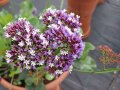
[0,0,120,90]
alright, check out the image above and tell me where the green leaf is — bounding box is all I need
[18,70,28,80]
[19,0,34,19]
[73,56,96,72]
[26,85,35,90]
[0,10,13,26]
[25,82,45,90]
[45,73,55,81]
[9,67,21,77]
[73,42,96,72]
[80,56,96,71]
[0,38,11,55]
[35,82,45,90]
[25,76,45,90]
[80,42,95,61]
[28,17,41,29]
[25,77,34,86]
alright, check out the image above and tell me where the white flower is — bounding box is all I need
[73,55,78,59]
[25,22,30,33]
[18,18,26,21]
[34,29,40,33]
[5,22,12,27]
[29,49,35,56]
[55,70,63,75]
[12,36,17,41]
[60,50,68,55]
[18,54,25,61]
[31,61,36,66]
[48,16,52,21]
[39,16,43,20]
[41,40,49,47]
[26,35,30,42]
[58,20,62,25]
[25,65,31,70]
[62,9,66,13]
[73,19,76,23]
[6,51,12,58]
[50,9,56,14]
[39,34,45,40]
[6,58,12,63]
[74,28,83,37]
[26,41,32,46]
[49,63,54,68]
[53,42,58,48]
[70,13,75,16]
[55,55,59,61]
[24,60,30,65]
[5,33,10,38]
[17,32,21,36]
[3,26,7,30]
[68,17,72,21]
[18,41,24,47]
[69,65,73,73]
[48,24,58,29]
[26,34,30,38]
[48,50,52,55]
[38,60,45,66]
[46,7,52,11]
[65,26,73,35]
[76,15,80,19]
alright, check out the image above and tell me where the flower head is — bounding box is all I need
[4,18,48,71]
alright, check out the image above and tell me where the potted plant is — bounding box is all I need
[67,0,104,38]
[0,0,9,6]
[0,1,93,90]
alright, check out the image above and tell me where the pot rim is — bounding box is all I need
[0,71,69,90]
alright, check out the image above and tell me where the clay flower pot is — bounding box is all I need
[0,72,69,90]
[0,0,9,6]
[67,0,104,38]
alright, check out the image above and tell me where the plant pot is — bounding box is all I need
[0,0,9,6]
[0,71,69,90]
[67,0,104,38]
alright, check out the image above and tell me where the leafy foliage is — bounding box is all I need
[0,10,12,55]
[0,10,13,26]
[73,42,97,72]
[19,0,34,19]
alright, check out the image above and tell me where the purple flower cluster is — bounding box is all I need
[4,18,47,70]
[39,8,82,35]
[40,8,85,75]
[4,9,84,77]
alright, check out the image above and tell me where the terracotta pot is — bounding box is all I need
[67,0,104,38]
[0,71,69,90]
[0,0,9,6]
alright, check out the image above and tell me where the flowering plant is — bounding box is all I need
[0,1,96,89]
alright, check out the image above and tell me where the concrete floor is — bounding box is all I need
[0,0,120,90]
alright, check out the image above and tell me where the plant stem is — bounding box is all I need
[60,0,64,9]
[73,68,120,74]
[10,75,14,90]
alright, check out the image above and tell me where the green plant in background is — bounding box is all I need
[0,10,13,55]
[73,42,96,72]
